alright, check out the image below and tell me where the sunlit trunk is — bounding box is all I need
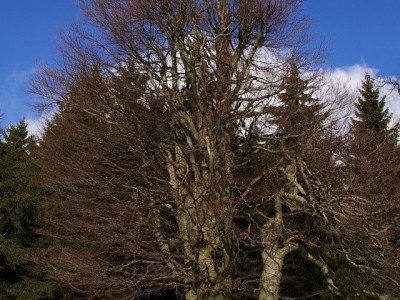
[258,193,298,300]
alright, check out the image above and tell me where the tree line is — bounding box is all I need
[1,0,399,299]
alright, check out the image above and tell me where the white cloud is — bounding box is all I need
[26,115,47,138]
[21,63,400,138]
[325,64,400,124]
[327,65,377,91]
[24,106,58,138]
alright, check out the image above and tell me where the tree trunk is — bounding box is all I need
[185,289,225,300]
[179,211,231,300]
[259,251,284,300]
[258,192,299,300]
[258,217,285,300]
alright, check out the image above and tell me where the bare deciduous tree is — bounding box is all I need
[32,1,400,299]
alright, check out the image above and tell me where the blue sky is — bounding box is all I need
[1,0,400,134]
[303,0,400,76]
[0,0,80,131]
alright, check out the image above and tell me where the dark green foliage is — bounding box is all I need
[345,74,400,299]
[0,121,59,299]
[0,121,38,242]
[273,62,327,149]
[353,74,392,135]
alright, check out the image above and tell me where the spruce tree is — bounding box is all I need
[350,73,399,175]
[0,121,59,299]
[349,73,398,196]
[271,61,328,157]
[345,75,400,298]
[352,73,395,138]
[267,63,343,299]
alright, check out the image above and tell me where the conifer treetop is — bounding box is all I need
[353,73,391,134]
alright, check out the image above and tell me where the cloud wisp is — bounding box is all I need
[326,64,400,123]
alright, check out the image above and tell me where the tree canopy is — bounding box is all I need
[0,1,396,300]
[0,121,59,299]
[353,73,393,135]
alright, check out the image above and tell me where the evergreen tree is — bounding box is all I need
[345,74,400,298]
[274,62,326,143]
[352,73,396,139]
[349,73,398,196]
[349,73,399,185]
[264,63,344,298]
[270,61,330,166]
[0,121,59,299]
